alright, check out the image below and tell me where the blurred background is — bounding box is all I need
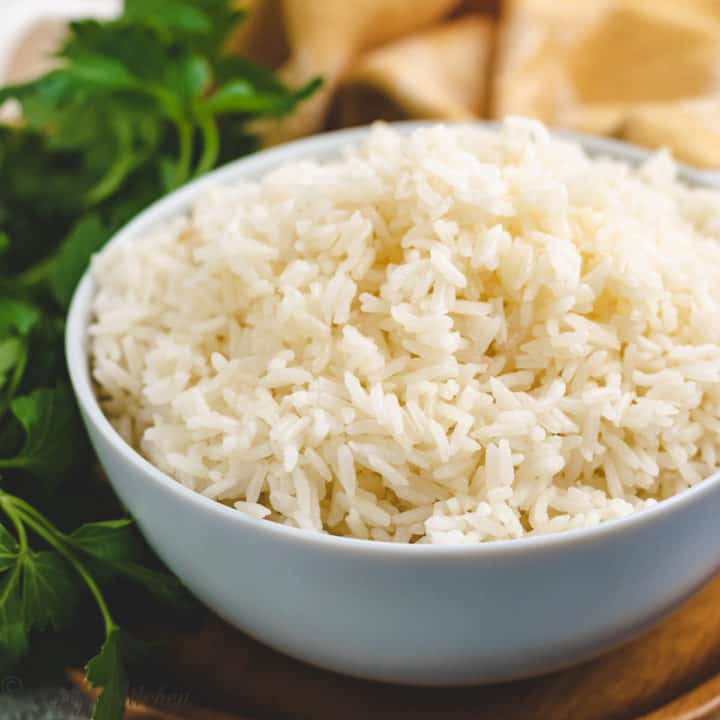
[2,0,720,168]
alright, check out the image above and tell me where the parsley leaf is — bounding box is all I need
[0,299,40,336]
[0,386,83,481]
[0,302,38,408]
[125,0,212,35]
[0,338,23,384]
[48,215,108,308]
[0,1,320,716]
[123,0,245,59]
[0,524,18,573]
[14,315,66,396]
[85,625,128,720]
[0,129,89,274]
[205,76,322,116]
[0,570,28,673]
[21,551,79,631]
[0,337,25,408]
[69,519,141,563]
[70,520,193,608]
[105,562,192,608]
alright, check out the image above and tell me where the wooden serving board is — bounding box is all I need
[131,572,720,720]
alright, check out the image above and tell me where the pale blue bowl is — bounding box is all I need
[67,123,720,685]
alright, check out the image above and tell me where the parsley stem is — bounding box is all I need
[0,496,30,608]
[87,116,135,204]
[195,114,219,177]
[86,153,135,205]
[19,255,52,288]
[0,341,28,415]
[0,562,20,607]
[0,458,24,469]
[173,120,193,188]
[2,494,116,635]
[0,494,27,552]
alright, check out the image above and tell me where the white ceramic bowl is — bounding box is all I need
[66,123,720,686]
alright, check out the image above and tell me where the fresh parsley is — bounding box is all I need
[0,494,190,719]
[0,1,319,718]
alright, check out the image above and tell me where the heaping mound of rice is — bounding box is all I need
[90,119,720,544]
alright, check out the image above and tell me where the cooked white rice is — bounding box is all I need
[89,119,720,544]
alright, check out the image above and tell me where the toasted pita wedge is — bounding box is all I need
[235,0,462,143]
[332,16,494,127]
[494,0,720,166]
[623,99,720,169]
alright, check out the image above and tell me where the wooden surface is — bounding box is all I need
[124,572,720,720]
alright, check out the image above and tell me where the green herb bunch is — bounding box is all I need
[0,2,318,718]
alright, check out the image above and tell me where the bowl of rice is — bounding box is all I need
[67,119,720,685]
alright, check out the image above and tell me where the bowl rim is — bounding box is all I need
[66,120,720,558]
